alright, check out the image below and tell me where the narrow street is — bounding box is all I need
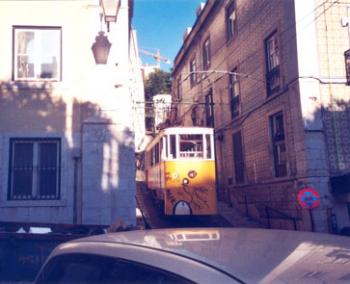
[135,180,264,229]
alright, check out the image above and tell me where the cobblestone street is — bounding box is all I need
[136,181,264,229]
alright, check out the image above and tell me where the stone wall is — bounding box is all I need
[172,0,350,232]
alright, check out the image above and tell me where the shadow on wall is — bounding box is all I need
[0,80,136,226]
[75,99,136,225]
[302,98,350,176]
[229,98,350,233]
[0,81,66,132]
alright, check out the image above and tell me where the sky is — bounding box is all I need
[133,0,204,71]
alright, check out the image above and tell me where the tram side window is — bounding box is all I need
[169,134,177,159]
[179,134,203,158]
[163,136,168,159]
[205,134,212,159]
[160,138,164,160]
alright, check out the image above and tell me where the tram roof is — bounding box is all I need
[145,127,214,150]
[161,126,214,135]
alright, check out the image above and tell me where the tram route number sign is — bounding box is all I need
[297,187,320,209]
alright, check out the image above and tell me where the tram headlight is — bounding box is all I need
[188,170,197,179]
[182,178,190,185]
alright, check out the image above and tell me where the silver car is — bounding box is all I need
[35,228,350,283]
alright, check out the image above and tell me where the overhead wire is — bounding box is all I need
[127,1,344,131]
[175,0,341,91]
[171,0,344,130]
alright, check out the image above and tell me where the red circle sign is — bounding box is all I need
[297,187,320,209]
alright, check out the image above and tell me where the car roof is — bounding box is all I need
[64,228,350,283]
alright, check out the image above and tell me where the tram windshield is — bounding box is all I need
[179,134,203,158]
[162,131,214,160]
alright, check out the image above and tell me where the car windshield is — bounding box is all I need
[36,253,194,284]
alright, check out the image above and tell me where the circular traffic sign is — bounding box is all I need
[297,187,320,209]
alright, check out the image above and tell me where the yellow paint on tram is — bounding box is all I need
[163,160,217,215]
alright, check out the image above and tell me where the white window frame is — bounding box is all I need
[190,57,197,86]
[202,38,211,69]
[266,33,279,71]
[13,26,62,81]
[270,112,287,177]
[226,1,237,41]
[265,31,281,95]
[229,68,240,118]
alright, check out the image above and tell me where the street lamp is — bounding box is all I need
[91,0,119,64]
[91,31,112,64]
[100,0,120,32]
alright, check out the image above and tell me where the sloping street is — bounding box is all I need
[136,180,265,229]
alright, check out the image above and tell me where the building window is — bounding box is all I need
[190,57,197,86]
[13,26,61,81]
[233,131,245,184]
[265,31,280,95]
[270,112,287,177]
[8,138,61,200]
[205,89,214,127]
[202,37,211,69]
[226,1,237,41]
[344,49,350,85]
[176,75,182,100]
[229,69,240,118]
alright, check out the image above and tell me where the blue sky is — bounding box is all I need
[133,0,204,71]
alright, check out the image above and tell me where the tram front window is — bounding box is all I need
[179,134,203,158]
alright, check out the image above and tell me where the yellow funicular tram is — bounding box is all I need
[144,127,217,216]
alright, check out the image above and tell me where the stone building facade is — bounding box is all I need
[0,0,144,226]
[172,0,350,233]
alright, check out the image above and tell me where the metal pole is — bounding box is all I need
[309,209,315,232]
[266,207,271,229]
[73,157,78,224]
[293,218,297,231]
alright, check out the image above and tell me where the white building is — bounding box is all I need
[153,94,172,131]
[0,0,144,226]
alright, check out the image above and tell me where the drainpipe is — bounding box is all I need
[72,148,82,224]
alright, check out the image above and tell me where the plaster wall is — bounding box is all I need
[0,0,138,226]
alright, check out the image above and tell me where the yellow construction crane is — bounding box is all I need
[139,48,171,69]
